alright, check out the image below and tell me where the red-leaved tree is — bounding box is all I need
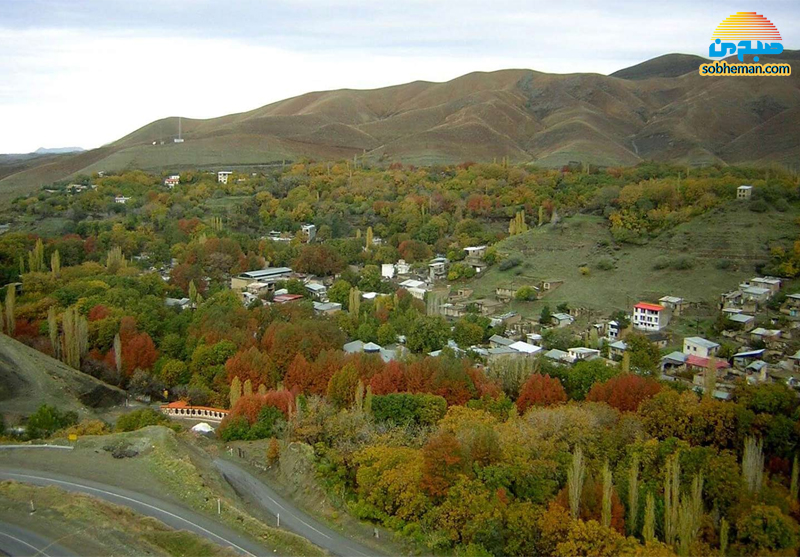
[516,373,567,414]
[586,375,661,412]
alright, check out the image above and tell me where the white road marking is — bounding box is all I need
[0,530,51,557]
[1,473,255,557]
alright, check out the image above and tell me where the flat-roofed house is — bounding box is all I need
[683,337,720,359]
[633,302,668,331]
[230,267,292,292]
[659,296,686,315]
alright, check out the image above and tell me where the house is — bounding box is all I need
[748,277,782,294]
[491,312,521,328]
[217,171,233,184]
[273,294,304,304]
[489,335,514,349]
[608,340,627,360]
[300,224,316,242]
[428,257,449,281]
[496,285,538,302]
[471,298,504,316]
[440,303,465,319]
[165,297,191,311]
[633,302,669,331]
[659,296,686,315]
[305,282,327,301]
[266,231,292,242]
[645,331,670,348]
[487,346,525,363]
[733,349,766,369]
[737,185,753,199]
[541,280,564,292]
[683,337,720,358]
[551,312,574,328]
[164,175,180,188]
[381,264,395,279]
[343,340,405,363]
[526,332,543,344]
[464,246,487,258]
[568,347,601,362]
[781,293,800,317]
[728,313,756,330]
[661,351,688,373]
[745,360,769,383]
[742,286,771,304]
[466,259,489,274]
[685,354,730,373]
[396,259,411,275]
[509,341,542,355]
[544,348,571,364]
[231,267,293,291]
[114,195,131,204]
[606,320,620,340]
[751,328,782,343]
[313,301,342,315]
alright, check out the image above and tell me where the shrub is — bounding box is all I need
[652,256,670,270]
[218,415,251,442]
[115,408,170,432]
[774,198,790,212]
[750,199,769,213]
[579,266,590,276]
[371,393,447,426]
[65,419,111,437]
[514,286,538,301]
[715,259,733,270]
[672,255,695,270]
[248,405,286,439]
[596,258,615,271]
[26,404,78,439]
[499,257,522,271]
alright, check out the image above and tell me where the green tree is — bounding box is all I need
[406,315,449,353]
[327,364,359,409]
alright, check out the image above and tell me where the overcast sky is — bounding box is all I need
[1,0,797,153]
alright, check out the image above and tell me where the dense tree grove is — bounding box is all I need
[3,161,800,555]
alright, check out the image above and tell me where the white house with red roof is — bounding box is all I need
[633,302,670,331]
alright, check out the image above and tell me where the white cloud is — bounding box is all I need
[0,0,797,153]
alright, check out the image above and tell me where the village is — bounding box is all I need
[222,226,800,401]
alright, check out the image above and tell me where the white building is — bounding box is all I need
[683,337,720,359]
[114,195,131,204]
[381,263,395,279]
[300,224,316,242]
[737,185,753,199]
[633,302,668,331]
[164,175,180,188]
[217,171,233,184]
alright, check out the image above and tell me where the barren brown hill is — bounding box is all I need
[2,52,799,198]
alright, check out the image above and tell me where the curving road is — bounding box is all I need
[215,458,383,557]
[0,468,272,556]
[0,522,77,557]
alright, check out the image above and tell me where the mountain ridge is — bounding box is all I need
[1,52,799,200]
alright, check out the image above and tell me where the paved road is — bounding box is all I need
[0,522,77,557]
[0,468,272,556]
[215,458,383,557]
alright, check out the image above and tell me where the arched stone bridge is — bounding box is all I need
[160,401,228,423]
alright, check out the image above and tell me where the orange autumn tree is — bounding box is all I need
[225,346,276,389]
[107,316,158,376]
[586,375,661,412]
[516,374,567,413]
[421,431,466,498]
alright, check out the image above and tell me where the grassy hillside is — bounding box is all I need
[0,333,126,420]
[2,52,799,200]
[466,203,798,316]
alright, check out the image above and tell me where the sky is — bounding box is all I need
[1,0,798,153]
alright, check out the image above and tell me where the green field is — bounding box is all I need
[465,203,799,317]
